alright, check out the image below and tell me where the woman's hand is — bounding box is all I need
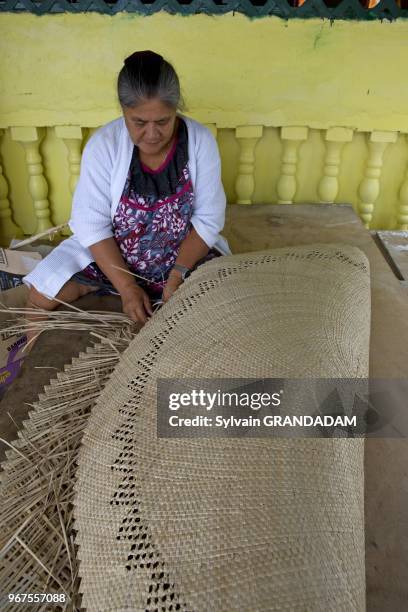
[120,284,153,324]
[162,270,183,303]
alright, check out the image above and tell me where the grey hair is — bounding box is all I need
[117,57,186,111]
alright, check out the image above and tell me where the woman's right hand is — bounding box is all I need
[120,284,153,325]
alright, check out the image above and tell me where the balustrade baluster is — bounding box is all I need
[11,126,53,234]
[277,126,308,204]
[235,125,263,205]
[0,129,24,246]
[358,130,397,229]
[55,125,83,195]
[318,127,353,203]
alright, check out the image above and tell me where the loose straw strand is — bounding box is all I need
[8,223,69,250]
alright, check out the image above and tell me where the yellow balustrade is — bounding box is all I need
[0,122,407,245]
[357,131,398,229]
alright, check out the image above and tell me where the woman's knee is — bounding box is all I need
[26,280,100,311]
[26,285,59,311]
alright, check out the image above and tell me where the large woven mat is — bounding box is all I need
[73,244,370,611]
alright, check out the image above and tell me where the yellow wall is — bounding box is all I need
[1,12,408,238]
[1,13,408,130]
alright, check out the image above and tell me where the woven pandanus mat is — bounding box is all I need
[73,243,370,611]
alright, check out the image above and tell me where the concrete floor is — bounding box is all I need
[1,204,407,611]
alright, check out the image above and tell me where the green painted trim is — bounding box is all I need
[0,0,407,21]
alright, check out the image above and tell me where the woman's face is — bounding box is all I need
[122,98,178,156]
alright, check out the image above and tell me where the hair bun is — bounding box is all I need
[124,50,163,87]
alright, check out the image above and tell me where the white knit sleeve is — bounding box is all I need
[68,137,114,249]
[190,128,226,249]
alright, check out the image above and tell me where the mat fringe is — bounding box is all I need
[0,310,137,611]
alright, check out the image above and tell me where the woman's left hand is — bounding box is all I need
[162,270,183,303]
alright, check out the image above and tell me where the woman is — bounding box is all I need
[23,50,230,325]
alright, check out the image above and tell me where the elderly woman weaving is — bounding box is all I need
[23,50,230,325]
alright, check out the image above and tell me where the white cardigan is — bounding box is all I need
[23,114,231,298]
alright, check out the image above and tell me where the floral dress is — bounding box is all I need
[72,117,220,302]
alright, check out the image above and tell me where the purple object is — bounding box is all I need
[0,340,27,398]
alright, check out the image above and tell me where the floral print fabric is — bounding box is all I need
[111,163,194,296]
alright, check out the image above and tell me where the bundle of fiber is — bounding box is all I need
[0,313,136,611]
[73,244,370,611]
